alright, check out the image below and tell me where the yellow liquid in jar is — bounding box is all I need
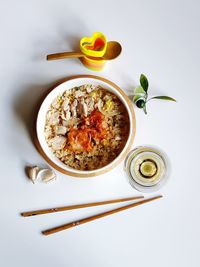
[125,146,168,190]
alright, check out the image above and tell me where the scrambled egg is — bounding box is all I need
[89,91,97,98]
[104,99,113,111]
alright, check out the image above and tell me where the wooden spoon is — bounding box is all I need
[46,41,122,61]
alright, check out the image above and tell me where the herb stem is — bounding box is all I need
[143,105,147,114]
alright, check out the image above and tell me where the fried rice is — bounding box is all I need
[44,84,129,170]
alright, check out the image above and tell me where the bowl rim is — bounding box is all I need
[35,74,136,177]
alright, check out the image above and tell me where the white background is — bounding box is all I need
[0,0,200,266]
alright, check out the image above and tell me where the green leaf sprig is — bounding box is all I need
[133,74,176,114]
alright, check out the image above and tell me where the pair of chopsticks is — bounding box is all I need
[21,195,162,236]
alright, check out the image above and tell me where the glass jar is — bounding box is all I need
[124,146,170,192]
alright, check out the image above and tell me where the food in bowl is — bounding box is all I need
[44,84,130,170]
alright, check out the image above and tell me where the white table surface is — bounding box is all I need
[1,0,200,266]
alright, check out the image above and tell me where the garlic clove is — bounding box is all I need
[37,169,57,183]
[27,166,40,184]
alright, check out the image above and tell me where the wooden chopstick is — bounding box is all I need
[21,196,144,217]
[42,195,162,236]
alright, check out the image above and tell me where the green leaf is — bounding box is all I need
[148,96,177,102]
[133,86,147,103]
[140,74,149,92]
[134,85,146,95]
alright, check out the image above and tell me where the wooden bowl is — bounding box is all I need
[36,75,136,177]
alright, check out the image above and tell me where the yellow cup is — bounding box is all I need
[80,32,107,71]
[80,32,107,58]
[80,56,106,71]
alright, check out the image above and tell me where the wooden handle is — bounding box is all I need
[21,196,144,217]
[42,195,163,236]
[47,51,84,61]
